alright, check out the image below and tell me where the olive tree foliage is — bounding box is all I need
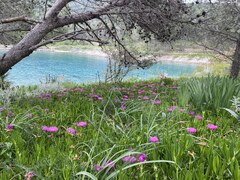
[0,0,192,76]
[0,0,35,44]
[187,0,240,78]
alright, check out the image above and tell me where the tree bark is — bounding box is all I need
[230,39,240,79]
[0,19,56,76]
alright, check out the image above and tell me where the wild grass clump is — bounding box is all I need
[0,78,239,179]
[178,75,240,113]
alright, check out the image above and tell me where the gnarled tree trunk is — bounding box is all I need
[230,39,240,79]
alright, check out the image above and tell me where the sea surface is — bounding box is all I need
[0,50,197,86]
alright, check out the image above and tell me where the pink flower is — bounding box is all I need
[76,122,87,127]
[98,97,103,100]
[41,126,58,132]
[120,105,126,110]
[151,100,161,105]
[149,136,159,143]
[122,156,137,163]
[143,96,149,100]
[207,124,218,130]
[5,124,13,131]
[67,128,75,135]
[167,108,173,113]
[188,111,195,116]
[95,164,103,171]
[138,154,147,162]
[186,127,197,134]
[24,171,35,180]
[195,115,203,120]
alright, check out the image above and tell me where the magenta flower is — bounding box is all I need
[56,94,62,97]
[120,105,126,110]
[5,124,13,131]
[207,124,218,130]
[188,111,195,116]
[122,156,137,163]
[167,108,173,113]
[41,126,58,132]
[151,100,161,105]
[95,164,103,171]
[98,97,103,100]
[138,154,147,162]
[195,115,203,120]
[149,136,159,143]
[186,127,197,134]
[67,128,75,135]
[143,96,149,100]
[76,122,87,127]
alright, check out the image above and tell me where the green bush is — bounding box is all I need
[178,75,240,113]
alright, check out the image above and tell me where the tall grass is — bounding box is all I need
[178,75,240,113]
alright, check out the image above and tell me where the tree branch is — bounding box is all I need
[0,16,39,24]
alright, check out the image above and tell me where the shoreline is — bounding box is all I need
[0,45,210,64]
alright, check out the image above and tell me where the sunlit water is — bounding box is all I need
[0,50,197,86]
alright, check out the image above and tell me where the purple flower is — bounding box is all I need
[186,127,197,134]
[149,136,159,143]
[188,111,195,116]
[95,164,103,171]
[138,154,147,162]
[5,124,13,131]
[67,128,75,135]
[41,126,49,131]
[98,97,103,100]
[143,96,149,100]
[167,108,173,113]
[0,107,5,112]
[122,156,137,163]
[76,122,87,127]
[120,105,126,110]
[41,126,58,132]
[207,124,218,130]
[151,100,161,105]
[195,115,203,120]
[56,94,62,97]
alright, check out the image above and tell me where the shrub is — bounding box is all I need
[223,96,240,121]
[178,75,240,113]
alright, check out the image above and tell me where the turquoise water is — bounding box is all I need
[1,50,197,85]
